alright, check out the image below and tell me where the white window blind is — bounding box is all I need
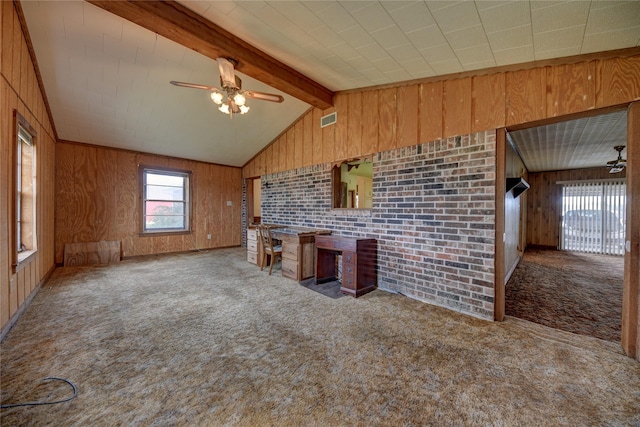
[560,180,626,256]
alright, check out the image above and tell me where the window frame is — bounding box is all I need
[12,111,38,272]
[139,165,192,236]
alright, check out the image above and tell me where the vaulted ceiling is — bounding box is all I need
[19,1,640,168]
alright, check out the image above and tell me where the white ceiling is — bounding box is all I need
[20,1,640,168]
[508,109,628,172]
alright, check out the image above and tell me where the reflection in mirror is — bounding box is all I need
[332,157,373,209]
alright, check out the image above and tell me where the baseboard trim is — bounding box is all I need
[1,265,55,342]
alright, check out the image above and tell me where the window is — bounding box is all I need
[332,157,373,209]
[560,179,626,256]
[140,167,191,234]
[14,112,37,269]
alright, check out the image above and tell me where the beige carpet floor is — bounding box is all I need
[1,248,639,426]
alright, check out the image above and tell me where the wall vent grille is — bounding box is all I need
[320,112,337,128]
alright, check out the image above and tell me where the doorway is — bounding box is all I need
[496,104,637,354]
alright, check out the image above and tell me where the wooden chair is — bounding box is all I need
[258,225,282,275]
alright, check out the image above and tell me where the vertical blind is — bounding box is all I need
[560,180,626,256]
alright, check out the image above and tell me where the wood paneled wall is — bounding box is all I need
[54,141,243,264]
[243,53,640,178]
[1,1,57,334]
[526,167,625,248]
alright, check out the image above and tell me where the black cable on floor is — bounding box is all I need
[0,377,77,409]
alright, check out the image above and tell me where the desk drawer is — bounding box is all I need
[342,261,355,289]
[247,251,257,265]
[282,258,299,280]
[247,239,258,252]
[282,243,299,260]
[247,228,257,241]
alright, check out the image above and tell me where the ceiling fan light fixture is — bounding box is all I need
[219,103,230,114]
[233,92,246,106]
[210,91,224,104]
[239,105,249,114]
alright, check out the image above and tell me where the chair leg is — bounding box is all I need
[268,254,274,275]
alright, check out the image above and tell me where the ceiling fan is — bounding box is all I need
[170,57,284,117]
[606,145,626,174]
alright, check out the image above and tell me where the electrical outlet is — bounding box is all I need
[226,200,232,206]
[207,234,212,240]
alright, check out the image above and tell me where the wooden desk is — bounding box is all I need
[269,226,331,282]
[314,235,377,298]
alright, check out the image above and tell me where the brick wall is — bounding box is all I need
[258,131,496,320]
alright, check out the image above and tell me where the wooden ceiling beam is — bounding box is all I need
[88,0,334,110]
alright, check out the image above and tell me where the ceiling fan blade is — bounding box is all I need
[170,81,221,91]
[217,58,239,89]
[244,90,284,103]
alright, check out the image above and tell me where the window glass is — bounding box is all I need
[142,168,191,233]
[15,115,37,267]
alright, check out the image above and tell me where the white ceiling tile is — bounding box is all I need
[425,1,460,12]
[371,56,402,73]
[585,1,640,34]
[582,28,640,54]
[405,26,449,49]
[268,2,324,32]
[429,1,482,33]
[478,1,531,33]
[387,44,422,63]
[371,26,412,50]
[313,2,359,33]
[382,68,414,82]
[308,25,348,49]
[384,1,436,33]
[535,46,582,61]
[338,25,377,49]
[475,1,513,12]
[463,59,499,72]
[429,59,464,75]
[358,43,392,63]
[349,2,396,33]
[202,1,239,18]
[493,45,535,65]
[419,43,458,62]
[534,26,585,54]
[403,57,436,78]
[531,1,590,33]
[529,1,568,11]
[444,24,490,50]
[456,44,495,67]
[486,25,534,52]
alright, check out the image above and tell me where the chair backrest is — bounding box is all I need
[258,225,276,253]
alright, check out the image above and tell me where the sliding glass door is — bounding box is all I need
[560,180,626,256]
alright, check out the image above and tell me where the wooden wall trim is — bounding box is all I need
[622,101,640,359]
[243,53,640,179]
[495,129,506,321]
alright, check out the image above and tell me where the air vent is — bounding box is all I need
[320,112,337,128]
